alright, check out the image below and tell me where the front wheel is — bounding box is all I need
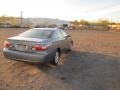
[52,51,60,65]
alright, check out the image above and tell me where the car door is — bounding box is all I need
[55,30,66,52]
[49,30,63,52]
[60,30,71,50]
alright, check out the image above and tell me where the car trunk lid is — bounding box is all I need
[7,36,47,52]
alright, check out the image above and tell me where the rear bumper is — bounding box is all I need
[3,48,54,63]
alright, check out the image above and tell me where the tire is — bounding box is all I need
[69,42,73,51]
[52,51,60,65]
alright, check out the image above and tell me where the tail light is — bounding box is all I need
[32,43,52,51]
[4,41,12,48]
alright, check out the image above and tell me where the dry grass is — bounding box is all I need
[0,28,120,90]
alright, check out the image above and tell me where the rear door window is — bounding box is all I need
[52,31,59,39]
[60,30,68,37]
[56,30,63,38]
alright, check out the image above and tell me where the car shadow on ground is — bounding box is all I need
[35,50,120,90]
[2,50,120,90]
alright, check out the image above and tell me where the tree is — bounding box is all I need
[79,20,90,25]
[97,19,111,26]
[0,16,20,26]
[73,20,79,25]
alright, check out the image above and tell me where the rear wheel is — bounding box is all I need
[52,51,60,65]
[69,42,73,51]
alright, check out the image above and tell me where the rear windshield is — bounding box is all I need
[19,29,53,39]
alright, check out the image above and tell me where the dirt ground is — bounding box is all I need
[0,28,120,90]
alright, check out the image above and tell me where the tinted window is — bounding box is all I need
[19,29,53,39]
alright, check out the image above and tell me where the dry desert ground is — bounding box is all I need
[0,28,120,90]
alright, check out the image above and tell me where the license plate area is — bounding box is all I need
[15,44,28,51]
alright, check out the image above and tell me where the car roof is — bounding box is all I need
[32,28,61,31]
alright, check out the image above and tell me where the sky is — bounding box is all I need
[0,0,120,21]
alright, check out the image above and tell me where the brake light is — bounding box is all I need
[4,41,12,48]
[32,45,49,51]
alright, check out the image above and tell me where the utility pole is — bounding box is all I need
[20,11,23,27]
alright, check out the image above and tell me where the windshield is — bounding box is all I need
[19,29,53,39]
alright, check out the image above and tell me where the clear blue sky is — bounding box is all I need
[0,0,120,21]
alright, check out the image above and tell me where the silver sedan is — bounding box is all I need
[3,28,73,65]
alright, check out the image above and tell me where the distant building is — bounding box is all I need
[26,18,69,28]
